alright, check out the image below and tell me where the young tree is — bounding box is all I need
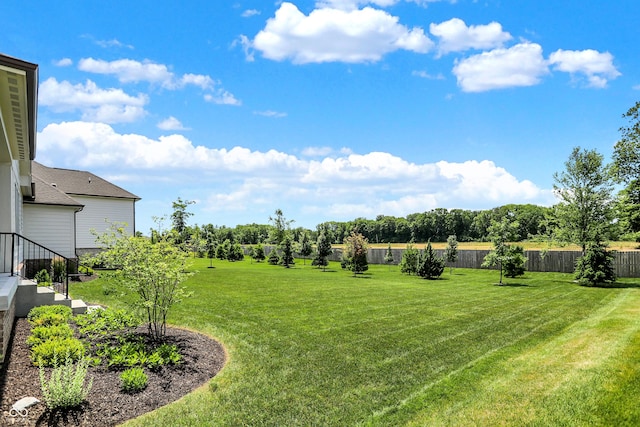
[171,198,195,245]
[206,240,216,268]
[384,243,394,270]
[399,244,419,275]
[444,235,459,274]
[417,241,445,280]
[342,232,369,276]
[553,147,614,255]
[314,230,333,271]
[279,235,295,268]
[482,217,526,285]
[298,232,313,265]
[91,224,192,340]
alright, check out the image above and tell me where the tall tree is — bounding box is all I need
[553,147,614,254]
[612,101,640,184]
[269,209,294,245]
[171,198,195,245]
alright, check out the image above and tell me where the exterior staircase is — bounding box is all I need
[16,279,87,317]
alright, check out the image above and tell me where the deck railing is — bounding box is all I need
[0,232,85,299]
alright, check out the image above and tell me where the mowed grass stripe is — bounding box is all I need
[70,258,637,426]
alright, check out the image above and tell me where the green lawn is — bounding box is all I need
[71,259,640,426]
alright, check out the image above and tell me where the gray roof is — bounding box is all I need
[32,162,140,201]
[25,175,84,208]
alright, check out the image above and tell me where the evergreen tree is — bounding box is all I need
[298,232,313,265]
[279,235,295,268]
[417,241,445,280]
[253,244,266,262]
[399,244,419,275]
[575,242,616,286]
[314,230,333,271]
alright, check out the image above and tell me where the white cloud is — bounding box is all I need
[250,2,433,64]
[548,49,621,88]
[430,18,512,56]
[157,116,188,131]
[254,110,287,118]
[38,77,148,123]
[95,38,134,49]
[242,9,261,17]
[37,122,552,223]
[302,146,334,157]
[204,91,242,106]
[453,43,549,92]
[78,58,220,91]
[412,70,445,80]
[54,58,73,67]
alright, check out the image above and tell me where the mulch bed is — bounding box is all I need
[0,317,226,426]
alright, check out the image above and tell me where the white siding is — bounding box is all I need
[22,204,76,258]
[73,196,135,249]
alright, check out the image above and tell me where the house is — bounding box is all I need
[0,53,139,362]
[27,161,140,257]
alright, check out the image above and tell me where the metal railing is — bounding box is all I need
[0,232,85,299]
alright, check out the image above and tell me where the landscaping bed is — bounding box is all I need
[0,316,225,426]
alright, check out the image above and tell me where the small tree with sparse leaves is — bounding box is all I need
[444,235,458,274]
[384,243,394,270]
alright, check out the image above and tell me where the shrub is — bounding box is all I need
[27,305,73,327]
[75,308,140,339]
[120,367,148,393]
[268,250,280,265]
[27,324,74,348]
[39,355,93,409]
[34,269,51,286]
[32,337,85,367]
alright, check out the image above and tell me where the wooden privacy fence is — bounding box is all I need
[256,246,640,277]
[333,248,640,278]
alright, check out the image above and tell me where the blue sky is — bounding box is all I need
[3,1,639,232]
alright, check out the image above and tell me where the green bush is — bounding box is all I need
[27,324,74,348]
[268,250,280,265]
[120,367,148,393]
[32,337,85,367]
[27,305,73,327]
[39,355,93,409]
[34,269,51,286]
[52,257,67,283]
